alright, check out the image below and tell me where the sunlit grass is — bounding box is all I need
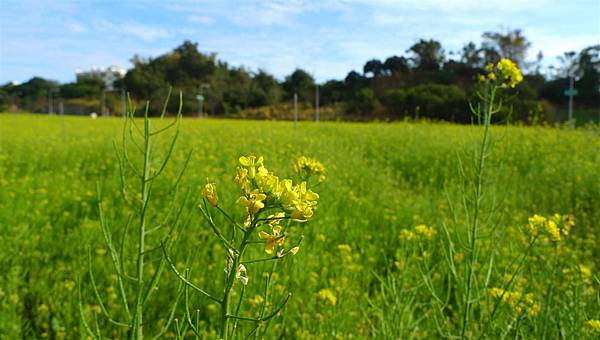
[0,113,598,338]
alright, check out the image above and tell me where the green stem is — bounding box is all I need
[134,111,151,339]
[461,86,496,339]
[221,226,252,339]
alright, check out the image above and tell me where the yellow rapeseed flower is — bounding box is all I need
[293,156,326,182]
[249,294,264,307]
[586,320,600,332]
[239,155,264,179]
[337,244,352,253]
[496,58,523,88]
[317,288,337,306]
[234,167,250,192]
[400,229,416,240]
[237,190,267,215]
[202,182,218,206]
[258,225,284,254]
[414,224,436,240]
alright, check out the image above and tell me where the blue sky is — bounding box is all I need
[0,0,598,84]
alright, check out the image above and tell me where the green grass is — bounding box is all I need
[0,113,598,339]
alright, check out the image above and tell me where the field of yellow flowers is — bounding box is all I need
[0,113,599,339]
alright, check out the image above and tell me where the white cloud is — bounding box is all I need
[65,21,86,33]
[93,19,171,42]
[188,15,215,25]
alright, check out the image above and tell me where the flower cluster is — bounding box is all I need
[400,224,437,241]
[479,58,523,88]
[488,287,540,317]
[317,288,337,306]
[233,155,321,224]
[202,182,218,206]
[526,213,574,241]
[207,155,323,255]
[586,320,600,333]
[293,156,326,182]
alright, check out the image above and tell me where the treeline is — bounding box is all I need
[1,29,598,123]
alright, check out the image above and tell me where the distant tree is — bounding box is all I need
[480,46,502,66]
[248,70,282,107]
[282,68,315,102]
[382,83,468,121]
[4,77,59,112]
[320,80,345,105]
[382,56,410,75]
[461,42,482,68]
[344,70,367,92]
[348,87,378,115]
[481,29,531,67]
[60,78,104,99]
[363,59,384,77]
[574,45,600,106]
[407,39,445,71]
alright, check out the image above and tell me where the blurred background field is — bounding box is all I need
[0,113,598,338]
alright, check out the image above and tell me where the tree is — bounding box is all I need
[407,39,445,71]
[481,29,531,67]
[363,59,384,77]
[282,69,315,102]
[320,80,345,105]
[344,70,367,92]
[60,77,104,99]
[461,42,482,68]
[382,56,409,75]
[248,70,282,107]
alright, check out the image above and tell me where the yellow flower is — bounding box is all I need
[488,287,539,317]
[249,294,264,307]
[527,214,546,236]
[266,212,285,226]
[487,72,497,81]
[337,244,352,253]
[579,264,592,283]
[202,182,218,206]
[293,156,326,182]
[586,320,600,332]
[317,288,337,306]
[237,190,267,215]
[234,167,250,192]
[414,224,436,240]
[545,220,561,241]
[400,229,416,240]
[478,74,486,82]
[239,155,264,179]
[496,58,523,88]
[258,226,284,254]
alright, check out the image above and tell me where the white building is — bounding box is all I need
[75,65,127,90]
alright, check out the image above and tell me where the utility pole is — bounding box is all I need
[315,84,320,123]
[48,89,53,114]
[101,89,107,117]
[121,88,127,117]
[59,101,65,130]
[564,75,578,128]
[293,92,298,127]
[197,83,210,118]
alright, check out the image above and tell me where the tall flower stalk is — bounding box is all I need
[80,90,190,339]
[459,59,523,339]
[163,155,325,339]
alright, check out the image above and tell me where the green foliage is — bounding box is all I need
[383,83,468,121]
[0,114,598,338]
[282,68,315,102]
[60,78,104,99]
[2,33,598,123]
